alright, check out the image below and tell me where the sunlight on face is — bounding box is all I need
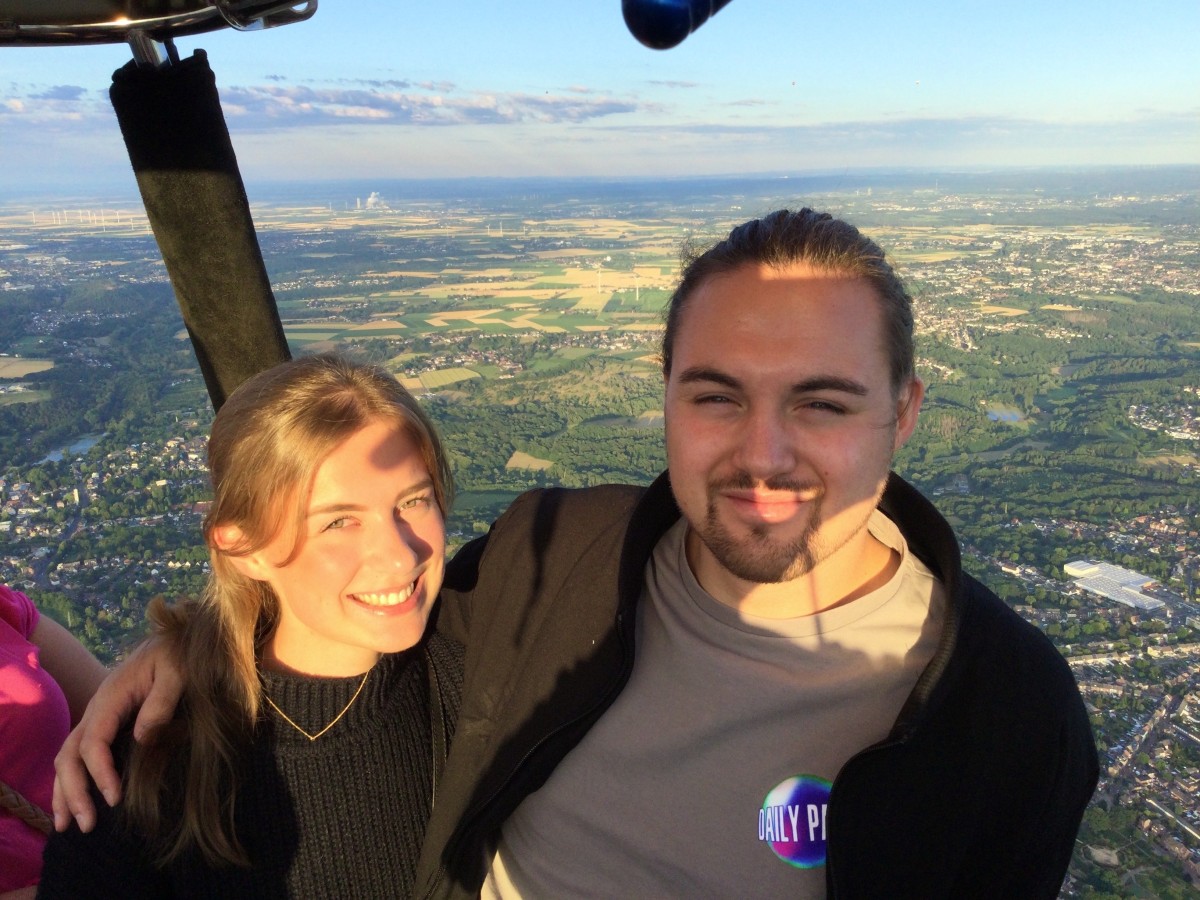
[664,262,922,613]
[239,420,446,676]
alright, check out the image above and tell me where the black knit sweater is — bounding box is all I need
[38,633,464,899]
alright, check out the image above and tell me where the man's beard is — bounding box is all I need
[696,473,824,585]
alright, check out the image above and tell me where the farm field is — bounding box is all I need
[2,172,1200,896]
[0,357,53,377]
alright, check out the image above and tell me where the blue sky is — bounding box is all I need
[1,1,1197,194]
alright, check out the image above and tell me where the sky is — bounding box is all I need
[1,0,1197,196]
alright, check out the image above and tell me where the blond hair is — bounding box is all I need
[124,354,453,866]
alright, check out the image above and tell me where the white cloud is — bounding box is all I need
[3,84,1196,188]
[208,82,640,129]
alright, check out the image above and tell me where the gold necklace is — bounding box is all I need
[263,666,372,741]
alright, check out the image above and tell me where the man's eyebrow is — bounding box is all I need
[675,367,869,397]
[675,367,741,389]
[791,376,869,396]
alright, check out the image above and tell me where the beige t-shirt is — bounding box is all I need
[484,511,945,898]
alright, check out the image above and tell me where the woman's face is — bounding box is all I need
[236,419,446,676]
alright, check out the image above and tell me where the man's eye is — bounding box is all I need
[805,400,845,414]
[801,400,849,415]
[399,495,431,511]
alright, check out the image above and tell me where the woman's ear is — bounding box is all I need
[212,524,271,580]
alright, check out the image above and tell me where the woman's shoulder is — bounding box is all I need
[38,723,175,897]
[426,629,465,671]
[0,583,36,636]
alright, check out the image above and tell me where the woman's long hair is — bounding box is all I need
[123,353,453,866]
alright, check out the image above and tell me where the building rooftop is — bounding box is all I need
[1067,560,1167,611]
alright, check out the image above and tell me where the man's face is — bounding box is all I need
[663,261,922,608]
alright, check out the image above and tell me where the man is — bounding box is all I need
[59,209,1098,897]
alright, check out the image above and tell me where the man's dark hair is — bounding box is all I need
[662,208,915,392]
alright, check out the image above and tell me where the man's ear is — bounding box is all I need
[212,524,271,580]
[893,377,925,451]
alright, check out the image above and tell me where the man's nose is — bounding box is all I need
[735,408,796,476]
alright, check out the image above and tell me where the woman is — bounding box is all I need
[38,354,463,897]
[1,584,107,900]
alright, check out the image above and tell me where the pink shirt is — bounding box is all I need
[1,585,71,891]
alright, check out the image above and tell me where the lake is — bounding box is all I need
[40,433,103,463]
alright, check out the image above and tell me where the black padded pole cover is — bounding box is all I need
[110,49,290,410]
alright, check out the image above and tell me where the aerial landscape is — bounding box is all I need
[2,167,1198,894]
[2,0,1199,893]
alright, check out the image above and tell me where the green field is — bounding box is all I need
[0,390,48,406]
[419,367,480,388]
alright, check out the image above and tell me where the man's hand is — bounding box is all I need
[52,637,185,832]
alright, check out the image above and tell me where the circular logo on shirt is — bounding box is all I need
[758,775,832,869]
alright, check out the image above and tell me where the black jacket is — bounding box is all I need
[417,471,1098,898]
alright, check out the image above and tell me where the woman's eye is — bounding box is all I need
[398,494,431,511]
[322,517,349,532]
